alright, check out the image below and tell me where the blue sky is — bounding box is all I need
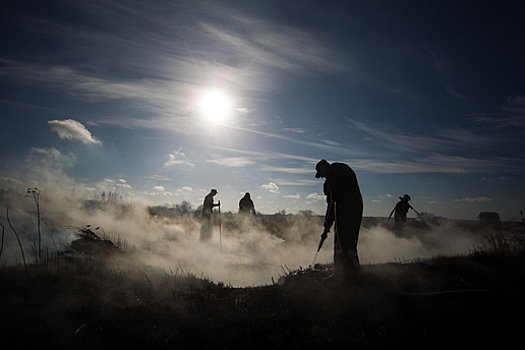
[1,0,524,220]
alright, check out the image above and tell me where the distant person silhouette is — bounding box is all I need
[315,159,363,282]
[201,189,220,241]
[388,194,412,233]
[238,192,255,215]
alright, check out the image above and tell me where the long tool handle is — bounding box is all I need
[219,203,222,247]
[311,251,319,267]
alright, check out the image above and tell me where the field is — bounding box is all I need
[1,215,525,350]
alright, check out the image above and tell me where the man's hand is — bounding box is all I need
[317,229,329,252]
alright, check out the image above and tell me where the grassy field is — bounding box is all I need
[2,220,525,350]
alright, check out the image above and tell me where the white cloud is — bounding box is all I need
[261,182,280,193]
[115,183,132,189]
[284,194,300,199]
[153,185,165,192]
[116,183,132,189]
[181,186,193,192]
[48,119,101,145]
[306,192,325,201]
[115,179,131,189]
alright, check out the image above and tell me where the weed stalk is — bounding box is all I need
[26,188,42,261]
[6,207,28,280]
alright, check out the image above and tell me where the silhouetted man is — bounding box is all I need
[239,192,255,215]
[201,189,220,241]
[315,159,363,281]
[388,194,412,233]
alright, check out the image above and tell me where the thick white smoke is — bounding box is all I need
[358,223,483,264]
[0,148,488,287]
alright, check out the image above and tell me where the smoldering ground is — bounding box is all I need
[0,148,494,286]
[0,185,493,287]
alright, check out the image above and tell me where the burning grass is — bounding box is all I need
[1,227,525,349]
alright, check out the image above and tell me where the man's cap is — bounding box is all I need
[315,159,330,178]
[211,189,218,193]
[400,194,411,201]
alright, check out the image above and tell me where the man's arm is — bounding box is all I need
[323,199,335,233]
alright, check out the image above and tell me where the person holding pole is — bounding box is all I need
[315,159,363,282]
[200,189,220,241]
[388,194,416,234]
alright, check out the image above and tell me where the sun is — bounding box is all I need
[200,90,230,123]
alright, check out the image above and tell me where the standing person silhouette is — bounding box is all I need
[201,189,220,241]
[315,159,363,282]
[238,192,255,215]
[388,194,412,234]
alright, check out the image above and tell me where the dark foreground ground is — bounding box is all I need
[2,231,525,350]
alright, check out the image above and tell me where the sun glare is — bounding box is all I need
[201,90,230,123]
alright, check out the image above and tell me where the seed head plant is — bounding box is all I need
[25,188,42,261]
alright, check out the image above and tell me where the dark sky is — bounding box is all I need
[1,0,524,219]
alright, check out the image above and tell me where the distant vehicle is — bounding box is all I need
[477,212,501,224]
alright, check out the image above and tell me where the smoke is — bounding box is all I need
[0,190,325,286]
[359,223,482,264]
[0,148,489,287]
[0,189,487,287]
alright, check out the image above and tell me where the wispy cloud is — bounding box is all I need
[352,155,524,174]
[207,156,255,168]
[283,128,306,134]
[453,196,492,203]
[349,119,525,174]
[199,13,349,77]
[0,177,24,185]
[1,0,352,136]
[163,151,195,168]
[435,128,496,148]
[144,175,171,181]
[48,119,101,145]
[219,123,366,157]
[428,49,462,99]
[467,95,525,129]
[283,194,300,199]
[351,120,453,153]
[260,165,312,174]
[268,179,318,186]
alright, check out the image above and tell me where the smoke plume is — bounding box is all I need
[0,149,489,287]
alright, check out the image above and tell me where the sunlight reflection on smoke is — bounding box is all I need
[1,187,488,287]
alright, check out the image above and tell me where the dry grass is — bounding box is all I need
[1,223,525,349]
